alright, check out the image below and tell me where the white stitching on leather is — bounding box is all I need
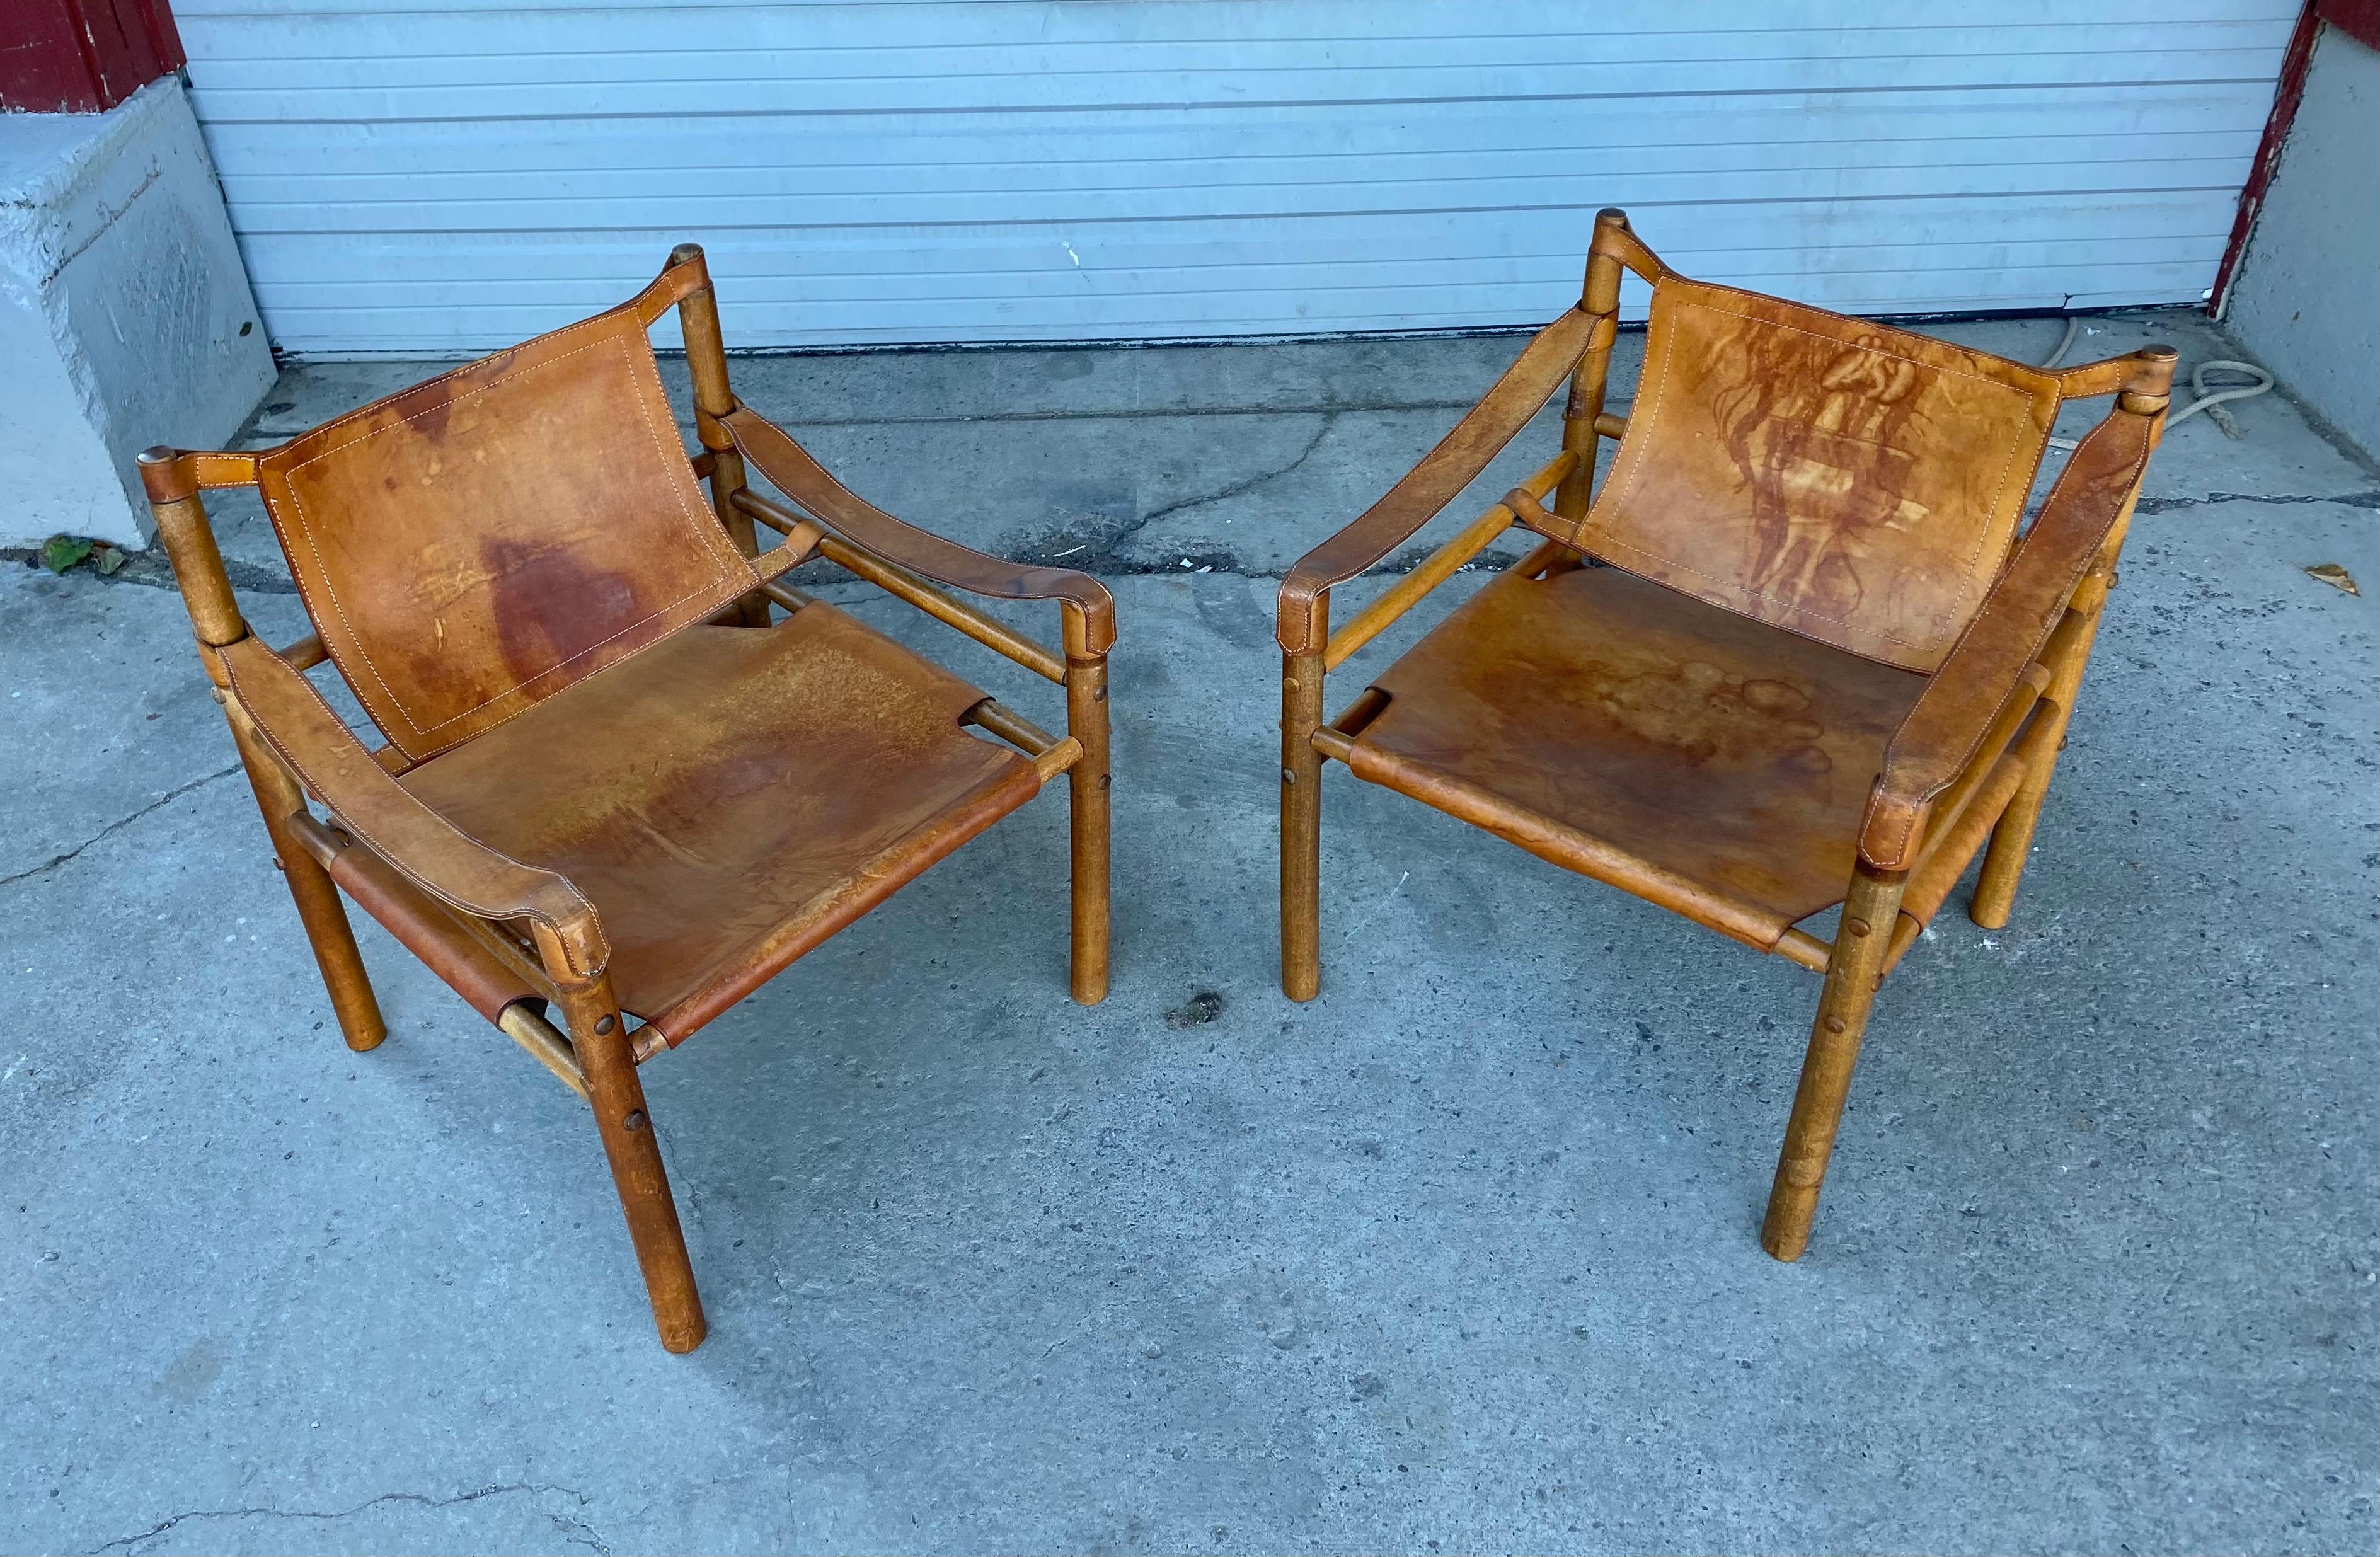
[1880,424,2150,815]
[222,642,610,969]
[270,313,747,752]
[1582,284,2057,660]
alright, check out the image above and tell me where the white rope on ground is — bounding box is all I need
[2038,317,2274,450]
[2039,316,2082,370]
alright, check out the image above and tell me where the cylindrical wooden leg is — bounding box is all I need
[1281,649,1326,1002]
[226,706,385,1052]
[1064,646,1112,1005]
[1974,577,2118,930]
[560,979,706,1353]
[1762,865,1906,1261]
[1969,775,2052,932]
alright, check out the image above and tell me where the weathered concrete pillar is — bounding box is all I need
[1,78,275,550]
[2220,18,2379,463]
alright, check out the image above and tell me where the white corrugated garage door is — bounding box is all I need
[175,1,2298,355]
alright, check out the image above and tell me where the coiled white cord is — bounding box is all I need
[2039,316,2274,450]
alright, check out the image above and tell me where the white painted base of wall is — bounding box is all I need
[0,77,274,549]
[2224,24,2379,464]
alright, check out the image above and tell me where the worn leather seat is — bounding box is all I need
[400,605,1042,1043]
[140,243,1115,1353]
[1352,562,1926,948]
[1276,207,2176,1264]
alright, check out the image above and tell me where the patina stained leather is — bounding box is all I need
[1572,278,2064,673]
[254,302,757,764]
[1270,207,2176,1268]
[400,607,1041,1043]
[1354,563,1927,946]
[218,632,610,979]
[143,242,1117,1355]
[1859,386,2160,868]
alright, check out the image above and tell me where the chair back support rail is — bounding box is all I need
[1274,208,2173,1262]
[137,244,1115,1353]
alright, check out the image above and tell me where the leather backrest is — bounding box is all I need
[256,302,755,763]
[1577,277,2062,672]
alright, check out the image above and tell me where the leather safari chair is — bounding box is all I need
[1275,209,2175,1260]
[140,246,1114,1352]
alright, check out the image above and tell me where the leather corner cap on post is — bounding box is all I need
[1274,214,2176,1271]
[144,244,1117,1354]
[635,243,714,324]
[139,446,258,502]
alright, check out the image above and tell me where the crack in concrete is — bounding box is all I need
[91,1481,602,1555]
[2136,490,2380,515]
[0,766,239,888]
[1032,412,1337,570]
[544,1507,614,1554]
[716,396,1490,430]
[4,550,301,595]
[1085,548,1526,582]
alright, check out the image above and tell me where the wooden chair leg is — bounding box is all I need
[1971,685,2090,930]
[142,478,382,1049]
[559,979,706,1353]
[1064,626,1112,1006]
[1971,671,2087,930]
[1762,865,1906,1261]
[1974,566,2119,929]
[226,705,386,1052]
[1281,650,1325,1001]
[1969,768,2053,931]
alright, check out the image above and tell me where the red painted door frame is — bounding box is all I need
[0,0,186,114]
[2210,1,2378,314]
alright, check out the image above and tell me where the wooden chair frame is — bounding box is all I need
[1276,209,2175,1260]
[139,245,1113,1352]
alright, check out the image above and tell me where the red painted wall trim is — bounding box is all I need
[0,0,187,114]
[2318,0,2380,49]
[2210,3,2325,316]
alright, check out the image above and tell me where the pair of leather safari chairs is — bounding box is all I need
[142,212,2176,1352]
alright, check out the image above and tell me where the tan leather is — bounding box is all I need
[721,406,1117,654]
[136,449,260,501]
[400,609,1042,1044]
[217,635,610,978]
[1352,563,1926,946]
[1596,221,1671,284]
[1276,305,1599,654]
[254,302,757,764]
[1567,277,2063,672]
[2052,357,2142,399]
[1858,394,2160,869]
[322,842,543,1023]
[149,244,1113,1355]
[630,245,711,325]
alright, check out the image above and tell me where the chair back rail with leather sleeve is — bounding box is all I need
[141,245,1114,1352]
[1277,209,2173,1260]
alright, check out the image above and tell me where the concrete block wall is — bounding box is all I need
[0,77,275,549]
[2223,21,2380,463]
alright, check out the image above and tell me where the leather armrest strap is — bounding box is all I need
[1858,403,2156,870]
[1275,305,1599,655]
[720,406,1115,654]
[218,636,608,977]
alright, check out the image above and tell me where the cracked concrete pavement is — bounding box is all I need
[3,311,2375,1554]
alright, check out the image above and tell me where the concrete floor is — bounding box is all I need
[2,311,2374,1554]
